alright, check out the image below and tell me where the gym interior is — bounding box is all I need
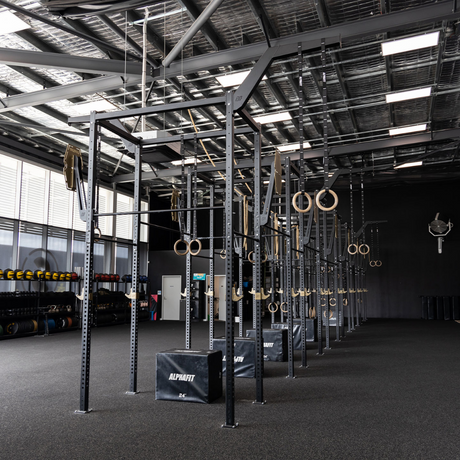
[0,0,459,458]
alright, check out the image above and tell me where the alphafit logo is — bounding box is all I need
[168,373,196,382]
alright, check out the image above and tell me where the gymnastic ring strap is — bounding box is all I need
[174,239,189,256]
[316,189,338,212]
[268,302,279,313]
[280,301,288,313]
[189,239,202,256]
[359,243,370,255]
[292,191,312,213]
[347,244,358,255]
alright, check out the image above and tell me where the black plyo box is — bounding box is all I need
[212,337,255,378]
[245,328,287,361]
[155,349,222,403]
[272,318,317,348]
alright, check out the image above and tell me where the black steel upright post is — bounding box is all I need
[316,194,323,356]
[127,144,141,394]
[223,91,237,428]
[186,167,192,348]
[253,131,264,403]
[323,211,330,349]
[337,218,345,339]
[238,198,244,337]
[209,185,215,349]
[333,212,340,342]
[76,111,97,414]
[285,158,295,378]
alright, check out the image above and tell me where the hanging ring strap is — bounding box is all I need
[343,298,348,306]
[189,239,202,256]
[94,226,101,243]
[359,244,370,255]
[174,239,190,256]
[323,309,333,319]
[280,302,288,313]
[329,297,337,307]
[369,260,376,267]
[220,249,226,260]
[268,302,279,313]
[316,189,338,211]
[375,260,382,267]
[292,191,312,213]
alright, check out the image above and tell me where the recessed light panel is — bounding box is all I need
[385,87,431,103]
[394,161,423,169]
[276,142,311,152]
[253,112,292,124]
[381,31,439,56]
[0,11,31,34]
[389,124,427,136]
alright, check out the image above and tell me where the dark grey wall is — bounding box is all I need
[345,181,460,318]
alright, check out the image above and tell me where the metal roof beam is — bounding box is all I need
[156,1,460,79]
[0,48,147,77]
[111,128,460,182]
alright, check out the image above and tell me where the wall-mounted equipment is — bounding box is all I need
[428,213,453,254]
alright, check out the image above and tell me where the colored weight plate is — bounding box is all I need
[71,272,78,281]
[4,269,14,279]
[44,271,52,280]
[51,272,59,281]
[6,322,16,334]
[0,269,3,279]
[24,269,34,280]
[65,272,72,281]
[115,274,120,282]
[31,319,37,332]
[66,317,73,328]
[95,273,101,281]
[14,269,24,280]
[110,274,116,282]
[58,272,66,281]
[33,270,44,280]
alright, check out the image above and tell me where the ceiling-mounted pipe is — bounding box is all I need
[162,0,225,68]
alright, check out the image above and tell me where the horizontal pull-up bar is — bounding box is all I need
[95,205,224,218]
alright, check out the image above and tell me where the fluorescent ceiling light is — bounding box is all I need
[216,71,267,88]
[381,31,439,56]
[389,124,427,136]
[276,141,311,152]
[385,87,431,103]
[72,100,115,115]
[0,11,31,34]
[253,112,292,124]
[394,161,423,169]
[171,158,202,166]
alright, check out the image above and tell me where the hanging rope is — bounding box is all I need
[243,195,249,251]
[347,172,358,255]
[375,224,382,267]
[189,133,201,256]
[174,136,189,256]
[359,173,369,256]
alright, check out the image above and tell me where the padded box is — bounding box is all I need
[245,328,287,361]
[212,337,255,378]
[272,318,317,348]
[322,309,343,327]
[155,349,222,403]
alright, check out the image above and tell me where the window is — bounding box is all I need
[20,163,48,224]
[115,243,130,277]
[116,192,133,240]
[0,154,20,219]
[49,171,74,229]
[98,187,113,236]
[17,222,45,291]
[140,200,149,243]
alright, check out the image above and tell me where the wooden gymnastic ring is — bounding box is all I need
[189,239,202,256]
[174,239,189,256]
[268,302,279,313]
[375,260,382,267]
[248,251,268,263]
[94,227,101,242]
[369,260,376,267]
[343,298,348,306]
[316,189,338,212]
[347,244,358,255]
[280,302,288,313]
[220,249,226,259]
[292,191,312,213]
[323,309,333,319]
[359,244,370,255]
[329,297,337,307]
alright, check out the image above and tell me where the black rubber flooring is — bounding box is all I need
[1,318,459,459]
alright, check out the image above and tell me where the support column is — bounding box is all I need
[209,185,215,349]
[223,91,236,428]
[76,111,97,414]
[128,144,141,394]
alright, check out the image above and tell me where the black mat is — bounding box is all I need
[1,319,459,459]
